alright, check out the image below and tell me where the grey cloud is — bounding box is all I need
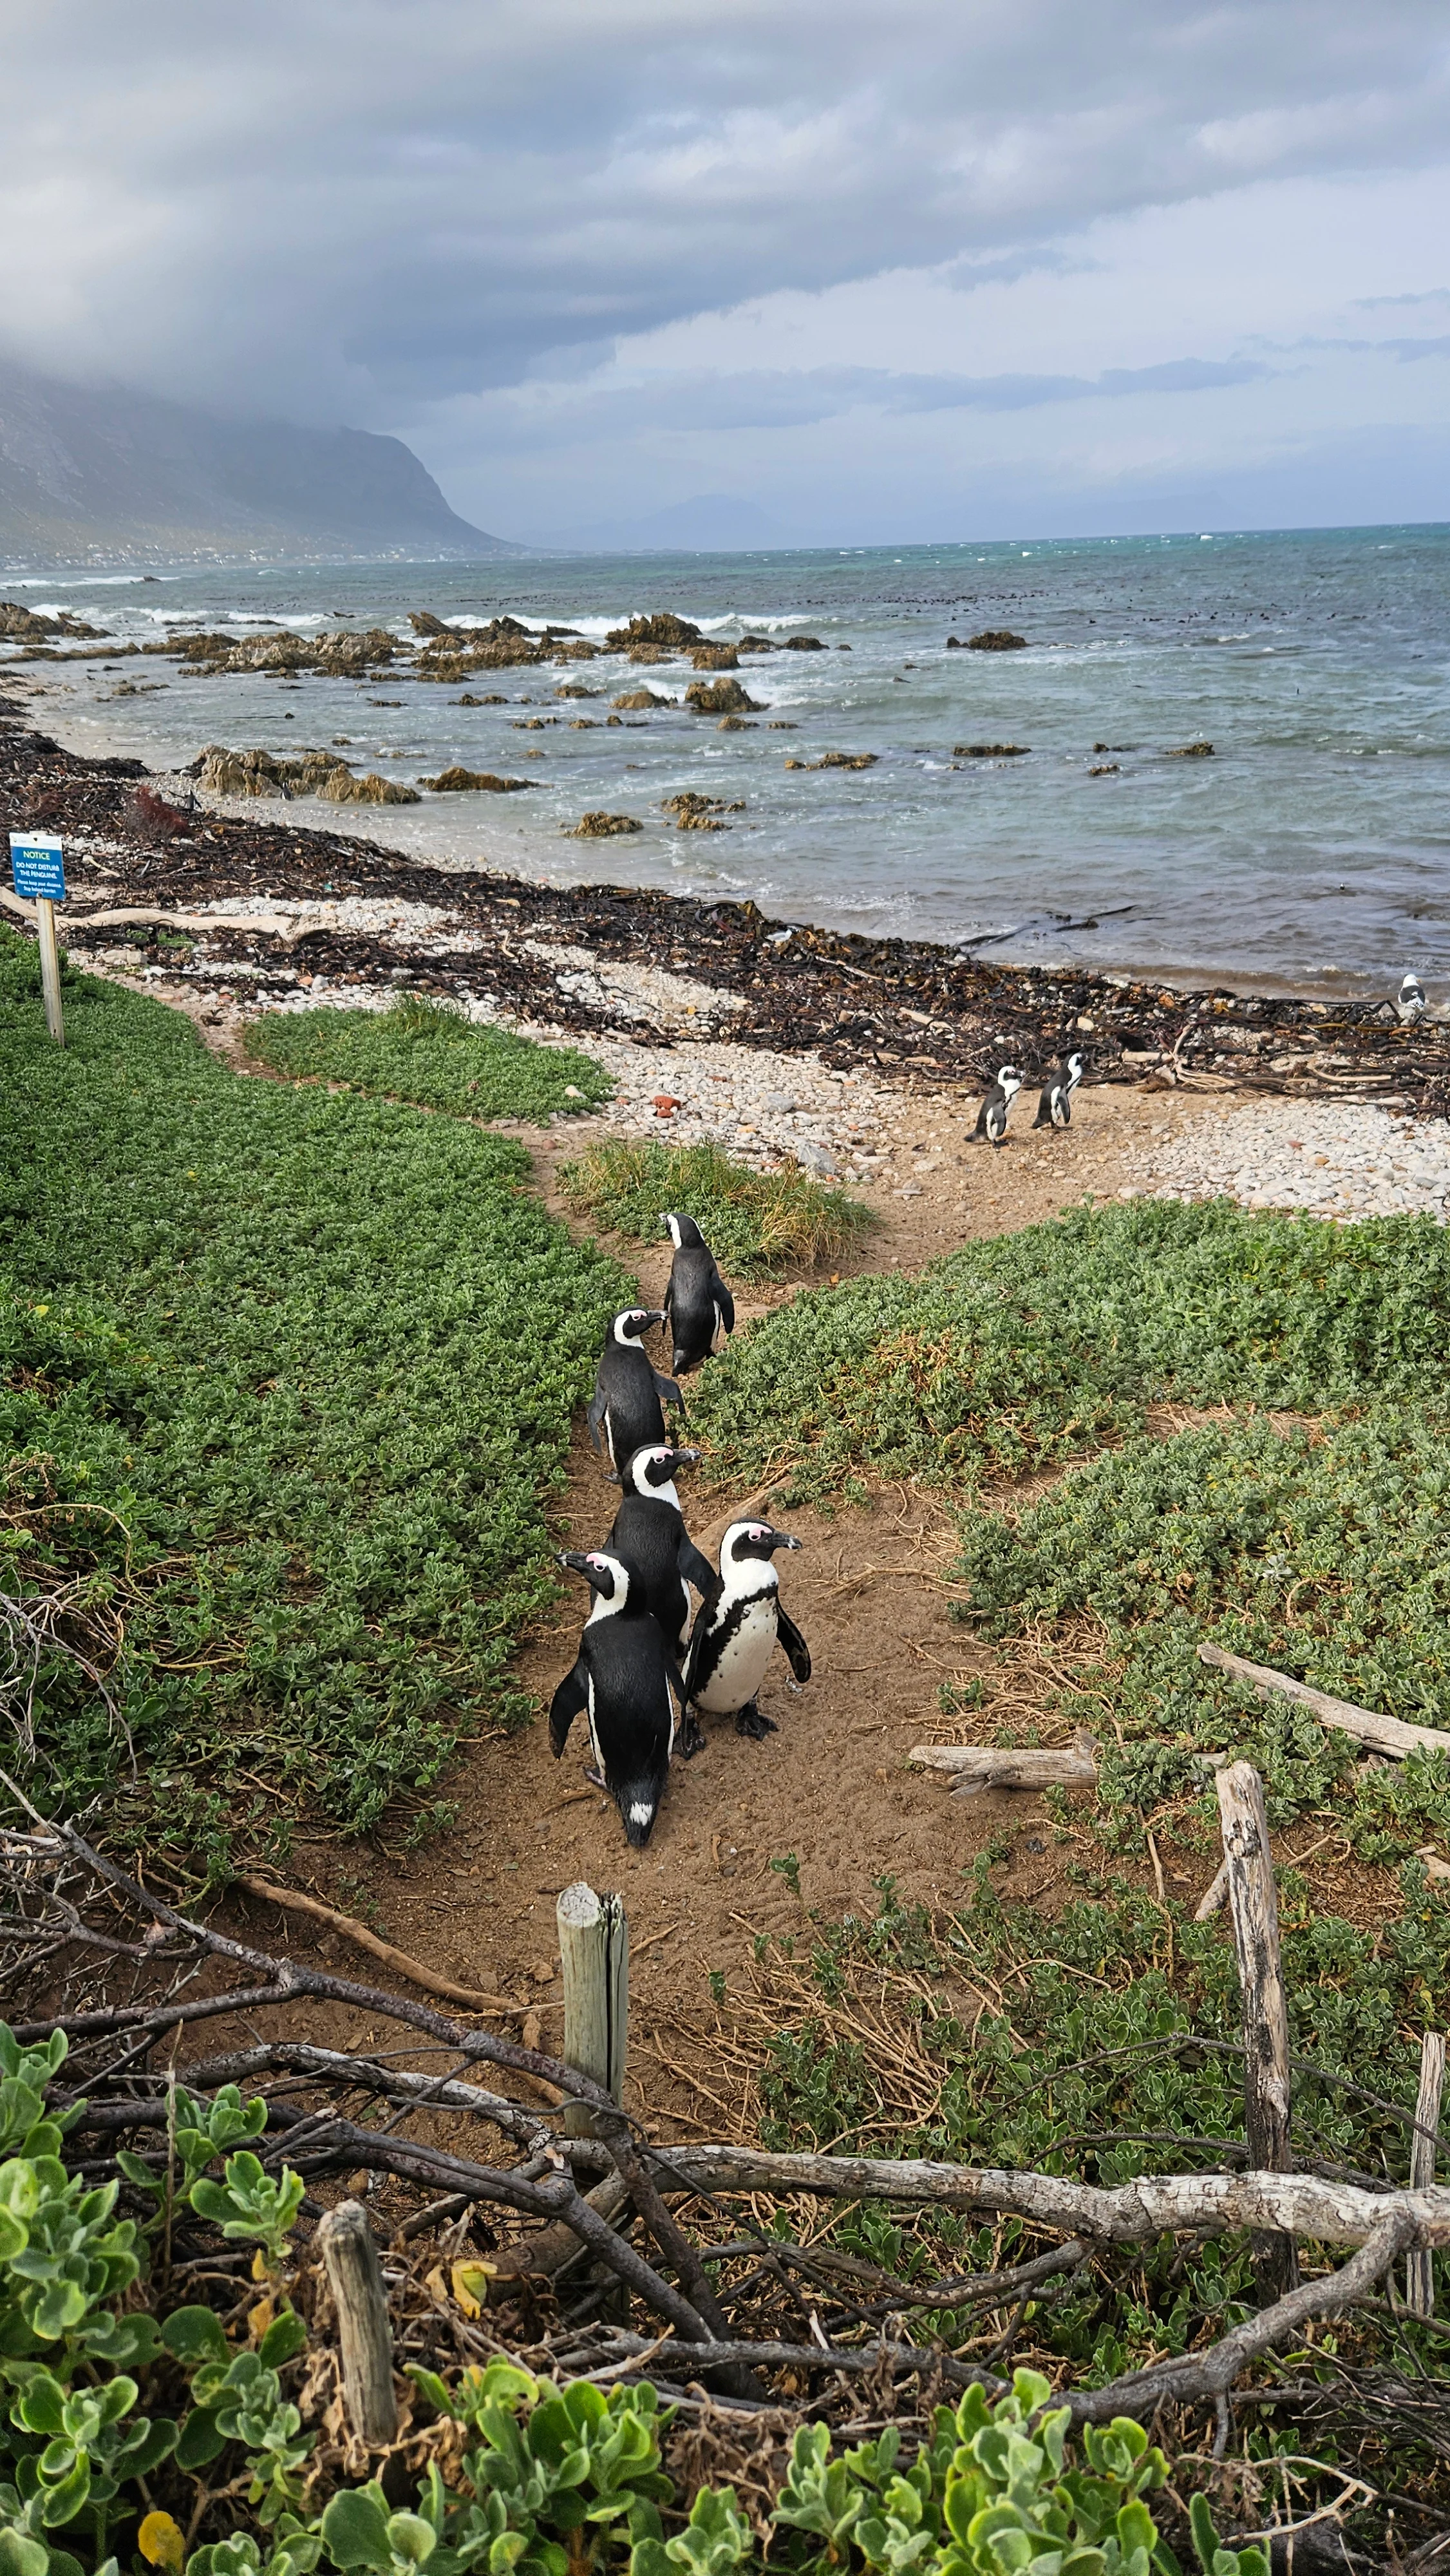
[0,0,1445,417]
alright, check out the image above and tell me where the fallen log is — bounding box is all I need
[909,1741,1097,1795]
[1198,1643,1450,1759]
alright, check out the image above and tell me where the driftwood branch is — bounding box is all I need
[908,1741,1097,1795]
[1198,1642,1450,1760]
[1406,2032,1446,2319]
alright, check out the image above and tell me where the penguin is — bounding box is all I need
[587,1309,683,1479]
[1397,971,1427,1025]
[972,1064,1024,1149]
[1033,1051,1084,1130]
[605,1443,717,1658]
[681,1521,811,1750]
[549,1549,684,1847]
[661,1212,735,1375]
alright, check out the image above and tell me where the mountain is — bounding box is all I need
[0,357,522,564]
[534,493,791,553]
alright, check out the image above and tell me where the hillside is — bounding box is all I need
[0,354,522,562]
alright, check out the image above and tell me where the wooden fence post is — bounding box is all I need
[1407,2032,1446,2318]
[1216,1760,1297,2300]
[317,2199,399,2445]
[557,1881,628,2139]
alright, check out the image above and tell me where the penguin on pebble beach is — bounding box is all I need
[972,1065,1024,1149]
[1397,971,1427,1025]
[550,1549,683,1846]
[680,1521,811,1752]
[661,1212,735,1374]
[605,1443,716,1658]
[587,1309,682,1479]
[1033,1052,1084,1130]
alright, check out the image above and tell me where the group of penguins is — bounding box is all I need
[973,1049,1084,1148]
[550,1213,811,1850]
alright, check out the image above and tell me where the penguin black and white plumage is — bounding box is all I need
[1032,1051,1084,1130]
[605,1443,716,1658]
[972,1064,1024,1150]
[1397,971,1427,1025]
[661,1211,735,1375]
[549,1549,684,1847]
[681,1521,811,1749]
[587,1308,683,1480]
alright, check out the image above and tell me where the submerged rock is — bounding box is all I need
[1166,740,1215,757]
[661,790,745,832]
[782,634,825,651]
[717,715,757,731]
[564,811,644,837]
[684,677,764,715]
[612,688,675,710]
[784,750,878,772]
[954,743,1030,757]
[420,766,534,792]
[965,629,1028,651]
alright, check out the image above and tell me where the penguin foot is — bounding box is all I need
[735,1701,777,1740]
[583,1766,607,1790]
[679,1712,707,1759]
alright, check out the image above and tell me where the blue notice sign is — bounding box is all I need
[10,834,66,902]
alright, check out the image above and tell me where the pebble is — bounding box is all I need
[1134,1097,1450,1224]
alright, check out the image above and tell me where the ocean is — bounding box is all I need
[8,522,1449,1000]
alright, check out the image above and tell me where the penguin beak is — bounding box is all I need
[646,1308,667,1326]
[766,1530,803,1553]
[668,1446,701,1470]
[558,1550,609,1593]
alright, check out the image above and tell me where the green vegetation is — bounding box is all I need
[558,1137,874,1280]
[688,1195,1450,1495]
[246,992,612,1122]
[0,928,630,1865]
[0,2023,1261,2575]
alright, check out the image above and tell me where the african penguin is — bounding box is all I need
[550,1549,684,1847]
[661,1212,736,1375]
[1397,971,1427,1025]
[1033,1051,1084,1130]
[586,1308,683,1481]
[681,1521,811,1751]
[972,1064,1023,1150]
[605,1443,716,1658]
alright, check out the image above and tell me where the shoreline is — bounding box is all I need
[4,708,1450,1127]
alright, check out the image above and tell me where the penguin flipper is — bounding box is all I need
[653,1369,684,1410]
[678,1536,717,1594]
[586,1385,607,1452]
[716,1281,736,1335]
[549,1662,588,1755]
[1033,1094,1053,1128]
[776,1606,813,1684]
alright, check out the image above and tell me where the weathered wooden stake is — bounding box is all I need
[1407,2032,1446,2318]
[1216,1759,1297,2300]
[317,2198,398,2445]
[35,898,64,1046]
[557,1881,628,2139]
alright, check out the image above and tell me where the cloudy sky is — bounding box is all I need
[3,0,1448,543]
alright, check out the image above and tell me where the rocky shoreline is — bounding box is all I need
[5,709,1450,1128]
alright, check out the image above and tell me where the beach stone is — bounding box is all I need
[562,811,643,838]
[795,1142,838,1177]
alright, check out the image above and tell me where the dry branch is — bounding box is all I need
[1198,1642,1450,1759]
[1407,2033,1446,2319]
[909,1741,1097,1795]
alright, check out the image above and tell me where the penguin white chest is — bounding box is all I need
[696,1594,777,1712]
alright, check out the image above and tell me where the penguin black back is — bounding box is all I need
[605,1443,715,1656]
[1033,1050,1084,1130]
[549,1549,683,1846]
[661,1211,735,1374]
[587,1307,683,1478]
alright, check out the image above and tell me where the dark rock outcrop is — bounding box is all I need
[965,630,1028,651]
[419,766,534,793]
[684,677,764,715]
[563,811,643,837]
[605,611,703,650]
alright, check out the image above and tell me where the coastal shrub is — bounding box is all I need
[246,993,611,1121]
[558,1138,875,1280]
[688,1195,1450,1495]
[0,927,630,1863]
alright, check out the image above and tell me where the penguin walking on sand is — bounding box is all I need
[661,1212,735,1374]
[1033,1051,1084,1130]
[972,1064,1024,1149]
[681,1521,811,1752]
[550,1549,684,1847]
[587,1309,683,1479]
[1397,971,1427,1025]
[605,1443,717,1658]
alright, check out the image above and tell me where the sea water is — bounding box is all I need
[7,522,1449,999]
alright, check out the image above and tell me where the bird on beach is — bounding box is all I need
[550,1548,684,1847]
[1397,971,1427,1024]
[1033,1052,1084,1130]
[972,1064,1024,1148]
[587,1308,683,1479]
[680,1520,811,1754]
[604,1443,715,1658]
[661,1211,735,1374]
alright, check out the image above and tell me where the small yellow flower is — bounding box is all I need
[139,2511,185,2572]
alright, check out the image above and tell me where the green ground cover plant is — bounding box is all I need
[246,993,611,1122]
[687,1197,1450,1496]
[558,1139,874,1280]
[0,2018,1265,2575]
[0,929,630,1864]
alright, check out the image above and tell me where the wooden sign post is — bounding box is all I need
[9,833,66,1046]
[556,1881,628,2139]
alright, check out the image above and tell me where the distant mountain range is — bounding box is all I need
[0,358,522,564]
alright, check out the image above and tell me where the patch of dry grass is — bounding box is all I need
[557,1137,875,1280]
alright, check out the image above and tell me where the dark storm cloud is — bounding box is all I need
[1,0,1446,415]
